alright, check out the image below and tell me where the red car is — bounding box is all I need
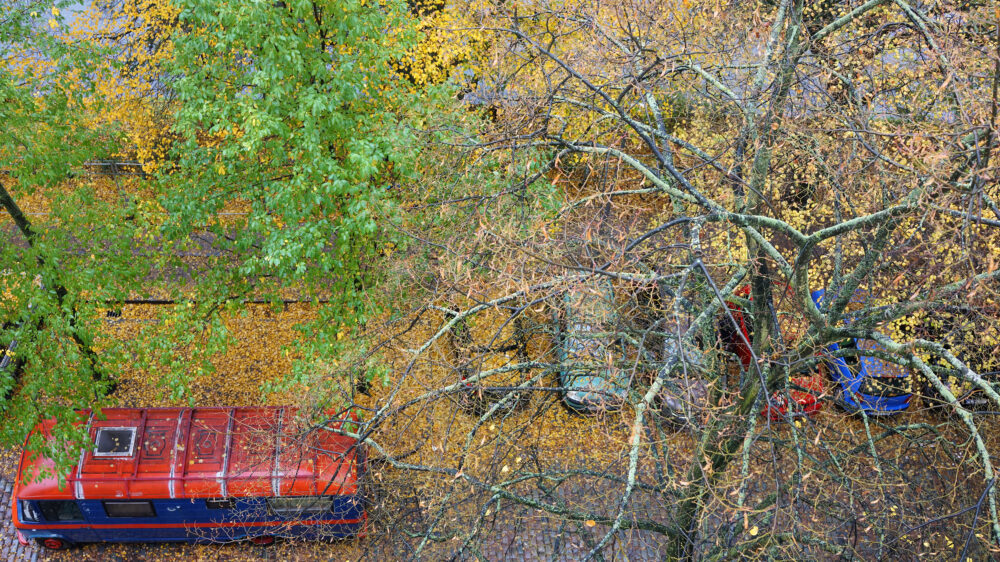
[722,285,825,420]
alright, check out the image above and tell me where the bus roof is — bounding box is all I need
[15,407,362,501]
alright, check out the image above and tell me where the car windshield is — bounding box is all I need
[856,339,906,378]
[565,284,615,325]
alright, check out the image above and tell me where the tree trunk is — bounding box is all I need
[0,179,114,391]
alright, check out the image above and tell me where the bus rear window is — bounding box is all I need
[38,500,84,522]
[267,496,333,516]
[104,501,156,518]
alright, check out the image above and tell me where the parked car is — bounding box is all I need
[723,284,826,420]
[13,407,368,549]
[447,309,533,414]
[812,289,911,415]
[654,320,708,428]
[554,281,630,413]
[910,306,1000,411]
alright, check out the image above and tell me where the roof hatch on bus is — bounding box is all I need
[93,427,137,457]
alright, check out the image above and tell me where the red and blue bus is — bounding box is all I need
[12,406,368,550]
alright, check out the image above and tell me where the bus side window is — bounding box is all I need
[206,498,235,509]
[104,501,156,518]
[38,500,85,522]
[267,496,333,516]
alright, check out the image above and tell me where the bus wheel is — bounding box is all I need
[250,535,276,546]
[40,538,70,550]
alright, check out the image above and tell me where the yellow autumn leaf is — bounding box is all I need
[585,520,596,527]
[51,6,60,16]
[48,18,58,29]
[749,525,759,536]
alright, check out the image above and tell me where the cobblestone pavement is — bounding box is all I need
[1,480,38,562]
[0,474,671,561]
[473,484,671,561]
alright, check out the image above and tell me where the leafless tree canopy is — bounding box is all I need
[331,0,1000,559]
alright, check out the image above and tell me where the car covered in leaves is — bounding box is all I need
[652,317,708,429]
[554,281,630,413]
[910,305,1000,411]
[447,309,537,414]
[446,307,534,415]
[812,289,911,415]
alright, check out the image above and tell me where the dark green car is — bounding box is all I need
[554,282,630,413]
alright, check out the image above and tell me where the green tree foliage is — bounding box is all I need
[157,0,433,389]
[165,0,419,303]
[1,1,135,450]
